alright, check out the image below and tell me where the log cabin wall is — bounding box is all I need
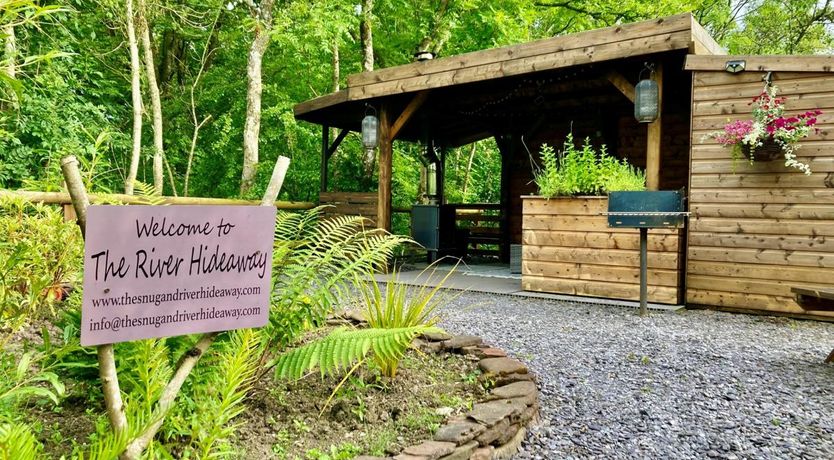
[687,68,834,317]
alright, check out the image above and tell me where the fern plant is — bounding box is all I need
[357,264,458,376]
[188,329,261,459]
[272,326,440,380]
[131,180,166,205]
[265,207,413,349]
[0,422,42,460]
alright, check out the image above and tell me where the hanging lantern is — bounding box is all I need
[634,65,659,123]
[634,79,658,123]
[426,162,437,197]
[361,108,379,151]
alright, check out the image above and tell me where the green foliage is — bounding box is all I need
[267,208,412,348]
[0,350,65,414]
[360,268,445,329]
[188,329,261,458]
[272,326,440,380]
[358,264,456,376]
[0,197,82,334]
[0,341,68,460]
[599,155,648,193]
[533,134,645,197]
[0,421,42,460]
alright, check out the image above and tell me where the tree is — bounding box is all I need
[240,0,277,195]
[125,0,143,195]
[138,0,167,194]
[360,0,374,72]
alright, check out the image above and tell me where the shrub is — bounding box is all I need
[534,133,645,197]
[0,197,82,334]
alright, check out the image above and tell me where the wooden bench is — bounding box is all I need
[791,287,834,363]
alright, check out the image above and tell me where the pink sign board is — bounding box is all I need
[80,205,276,346]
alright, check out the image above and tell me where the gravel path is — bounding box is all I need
[437,293,834,459]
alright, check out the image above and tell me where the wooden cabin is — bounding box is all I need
[293,13,834,319]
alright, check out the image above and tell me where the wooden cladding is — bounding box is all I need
[521,197,682,304]
[318,192,378,224]
[687,66,834,317]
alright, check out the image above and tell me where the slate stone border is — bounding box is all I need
[348,326,540,460]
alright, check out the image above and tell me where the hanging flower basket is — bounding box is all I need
[741,139,783,162]
[707,85,821,175]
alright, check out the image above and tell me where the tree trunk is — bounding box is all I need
[4,24,15,80]
[360,0,373,72]
[462,142,476,197]
[138,0,165,195]
[184,10,220,197]
[125,0,143,195]
[240,0,275,195]
[331,38,340,92]
[1,24,16,109]
[417,0,450,54]
[158,29,176,89]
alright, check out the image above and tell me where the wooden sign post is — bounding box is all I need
[61,154,290,460]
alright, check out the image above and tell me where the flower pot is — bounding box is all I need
[742,140,783,161]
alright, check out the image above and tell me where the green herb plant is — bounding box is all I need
[533,133,645,197]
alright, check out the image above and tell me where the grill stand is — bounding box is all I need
[605,190,689,316]
[640,227,648,316]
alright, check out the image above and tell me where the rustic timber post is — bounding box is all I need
[646,63,663,190]
[320,124,330,192]
[60,156,128,435]
[377,105,393,231]
[494,134,513,263]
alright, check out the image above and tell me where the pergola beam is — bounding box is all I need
[391,91,430,140]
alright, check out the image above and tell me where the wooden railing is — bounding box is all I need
[4,190,507,257]
[1,190,316,209]
[449,204,504,257]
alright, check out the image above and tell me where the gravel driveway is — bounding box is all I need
[437,292,834,459]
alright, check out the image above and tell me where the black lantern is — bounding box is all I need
[361,106,379,151]
[634,64,659,123]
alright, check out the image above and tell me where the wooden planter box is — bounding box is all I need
[521,196,683,304]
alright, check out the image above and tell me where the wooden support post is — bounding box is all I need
[320,124,330,192]
[377,105,392,231]
[646,63,663,191]
[496,135,512,263]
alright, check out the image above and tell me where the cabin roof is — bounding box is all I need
[293,13,724,146]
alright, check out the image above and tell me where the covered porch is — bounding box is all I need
[294,13,723,302]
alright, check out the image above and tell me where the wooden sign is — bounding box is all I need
[80,205,276,346]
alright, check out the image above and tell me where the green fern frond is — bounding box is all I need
[271,326,439,380]
[189,328,262,459]
[0,422,42,460]
[119,338,173,418]
[267,206,414,347]
[132,180,165,205]
[75,404,153,460]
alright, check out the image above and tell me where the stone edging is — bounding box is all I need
[354,329,540,460]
